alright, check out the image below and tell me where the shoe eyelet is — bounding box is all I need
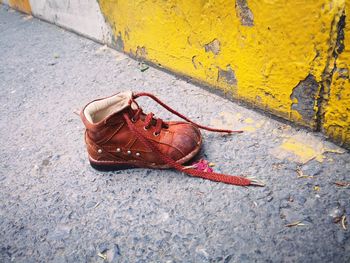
[143,126,149,131]
[153,132,160,137]
[131,118,136,123]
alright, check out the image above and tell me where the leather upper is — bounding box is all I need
[80,92,202,166]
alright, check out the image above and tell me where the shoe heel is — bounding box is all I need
[89,161,136,171]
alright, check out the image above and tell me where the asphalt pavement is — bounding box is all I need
[0,5,349,263]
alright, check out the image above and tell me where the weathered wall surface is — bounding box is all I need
[2,0,350,148]
[2,0,113,43]
[29,0,113,43]
[322,3,350,148]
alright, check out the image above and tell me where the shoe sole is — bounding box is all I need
[88,139,202,171]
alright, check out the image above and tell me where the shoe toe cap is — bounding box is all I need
[166,122,202,161]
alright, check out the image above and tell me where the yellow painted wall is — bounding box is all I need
[8,0,31,14]
[322,2,350,148]
[99,0,345,128]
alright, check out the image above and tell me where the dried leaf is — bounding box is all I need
[285,221,305,227]
[334,181,350,188]
[97,252,107,260]
[341,215,347,230]
[313,186,320,191]
[296,168,314,179]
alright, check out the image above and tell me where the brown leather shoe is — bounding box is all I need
[80,91,202,169]
[80,91,264,186]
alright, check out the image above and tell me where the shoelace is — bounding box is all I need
[131,108,163,135]
[124,92,264,187]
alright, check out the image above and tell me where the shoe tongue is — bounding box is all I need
[84,91,138,124]
[104,93,141,123]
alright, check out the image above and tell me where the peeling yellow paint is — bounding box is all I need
[9,0,31,14]
[323,1,350,148]
[98,0,344,128]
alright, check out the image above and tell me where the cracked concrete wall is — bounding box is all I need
[2,0,350,148]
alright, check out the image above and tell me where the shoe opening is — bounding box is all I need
[84,91,133,123]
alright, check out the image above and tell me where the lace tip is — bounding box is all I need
[247,177,266,187]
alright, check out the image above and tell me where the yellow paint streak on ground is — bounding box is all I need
[280,139,323,163]
[9,0,31,14]
[244,118,254,124]
[270,134,345,164]
[255,120,265,128]
[98,0,343,128]
[241,126,256,132]
[210,111,265,133]
[323,1,350,148]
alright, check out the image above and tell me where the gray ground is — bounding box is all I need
[0,6,349,263]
